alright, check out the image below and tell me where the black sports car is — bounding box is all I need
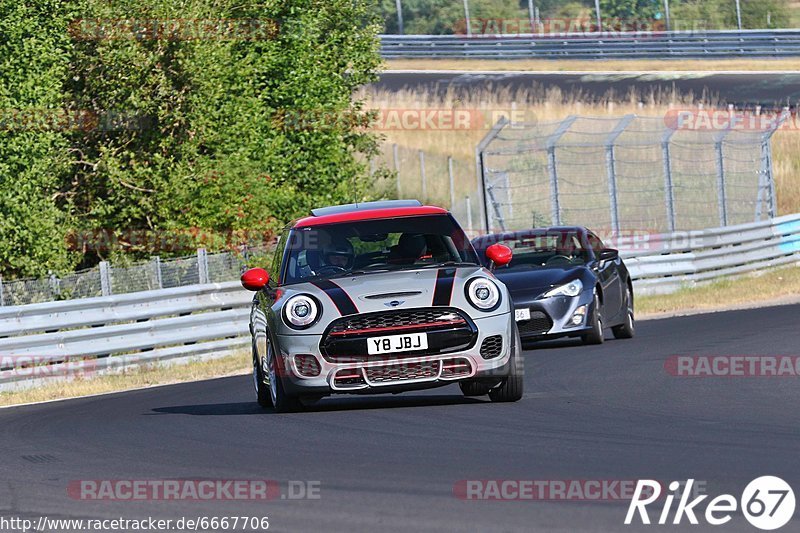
[472,226,634,345]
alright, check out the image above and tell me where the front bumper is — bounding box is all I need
[514,290,595,340]
[274,312,514,396]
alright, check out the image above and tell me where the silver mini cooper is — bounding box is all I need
[241,200,523,412]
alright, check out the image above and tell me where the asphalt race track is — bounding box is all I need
[2,304,799,532]
[375,71,800,108]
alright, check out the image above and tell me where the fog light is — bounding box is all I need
[570,305,587,326]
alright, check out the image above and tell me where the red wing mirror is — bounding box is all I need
[485,244,513,268]
[241,268,270,291]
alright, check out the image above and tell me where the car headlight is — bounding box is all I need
[283,294,319,328]
[465,277,501,310]
[542,279,583,298]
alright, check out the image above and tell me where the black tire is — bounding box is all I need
[488,323,524,403]
[259,333,302,413]
[612,284,635,340]
[582,292,604,345]
[459,380,493,397]
[252,334,272,409]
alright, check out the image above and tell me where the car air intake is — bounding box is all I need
[479,335,503,359]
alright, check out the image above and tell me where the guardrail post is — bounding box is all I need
[545,116,577,226]
[153,256,163,289]
[0,275,4,306]
[197,248,209,284]
[475,117,509,233]
[418,150,426,201]
[392,143,400,197]
[605,115,635,234]
[448,156,455,210]
[662,128,677,233]
[99,261,112,296]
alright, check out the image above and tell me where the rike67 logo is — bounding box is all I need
[625,477,796,530]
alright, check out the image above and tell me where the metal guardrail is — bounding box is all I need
[1,214,798,389]
[0,282,252,390]
[621,213,800,294]
[380,29,800,59]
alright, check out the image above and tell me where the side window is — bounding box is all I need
[586,232,605,254]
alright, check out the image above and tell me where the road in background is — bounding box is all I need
[1,304,799,532]
[375,71,800,107]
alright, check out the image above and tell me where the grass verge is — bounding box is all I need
[0,353,249,408]
[385,58,800,72]
[637,265,800,317]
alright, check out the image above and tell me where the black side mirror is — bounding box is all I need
[598,248,619,262]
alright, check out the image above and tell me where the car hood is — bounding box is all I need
[492,265,588,299]
[275,265,512,335]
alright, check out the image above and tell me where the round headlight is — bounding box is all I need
[466,278,501,311]
[284,294,319,328]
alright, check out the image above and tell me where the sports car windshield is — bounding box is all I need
[281,214,479,285]
[475,231,590,270]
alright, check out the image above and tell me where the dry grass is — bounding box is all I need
[385,58,800,72]
[636,265,800,316]
[0,353,249,408]
[361,85,800,215]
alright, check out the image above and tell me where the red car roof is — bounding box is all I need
[293,205,448,228]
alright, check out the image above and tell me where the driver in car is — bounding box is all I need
[321,239,355,271]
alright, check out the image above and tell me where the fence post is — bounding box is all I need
[418,150,427,201]
[395,0,404,34]
[662,128,677,233]
[99,261,112,296]
[0,275,4,306]
[545,116,577,226]
[760,107,790,219]
[475,117,509,233]
[153,256,163,289]
[393,144,401,198]
[714,128,732,226]
[448,156,455,209]
[605,114,635,234]
[197,248,209,284]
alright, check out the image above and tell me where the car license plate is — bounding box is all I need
[367,332,428,355]
[515,308,531,321]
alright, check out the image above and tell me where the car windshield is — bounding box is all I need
[281,214,479,285]
[474,231,590,270]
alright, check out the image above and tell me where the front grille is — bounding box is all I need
[327,308,467,337]
[364,361,440,384]
[480,335,503,359]
[321,307,477,361]
[517,310,553,336]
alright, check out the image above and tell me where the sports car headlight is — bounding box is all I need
[284,294,319,328]
[465,277,501,311]
[542,279,583,298]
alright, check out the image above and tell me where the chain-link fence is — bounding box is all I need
[477,111,788,234]
[0,248,250,307]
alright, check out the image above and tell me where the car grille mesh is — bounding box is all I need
[517,310,552,336]
[364,361,440,384]
[327,307,467,336]
[480,335,503,359]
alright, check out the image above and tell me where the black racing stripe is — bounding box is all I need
[311,279,359,316]
[432,268,456,306]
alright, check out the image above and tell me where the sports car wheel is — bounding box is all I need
[489,323,524,403]
[264,336,302,413]
[612,285,635,339]
[582,292,604,345]
[252,333,272,409]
